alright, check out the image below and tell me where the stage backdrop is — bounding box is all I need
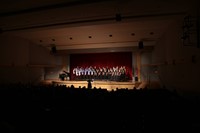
[70,52,132,80]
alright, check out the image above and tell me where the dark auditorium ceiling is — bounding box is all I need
[0,0,197,53]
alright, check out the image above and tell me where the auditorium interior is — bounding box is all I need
[0,0,200,132]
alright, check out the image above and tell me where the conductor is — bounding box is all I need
[87,79,92,89]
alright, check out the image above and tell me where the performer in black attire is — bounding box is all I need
[87,79,92,89]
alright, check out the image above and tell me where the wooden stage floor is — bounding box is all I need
[42,79,141,91]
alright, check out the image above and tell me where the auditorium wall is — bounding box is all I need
[152,14,200,97]
[44,55,69,80]
[141,52,159,82]
[0,34,60,84]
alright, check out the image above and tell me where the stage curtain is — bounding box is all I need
[70,52,132,80]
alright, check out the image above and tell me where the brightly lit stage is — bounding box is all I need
[43,80,141,91]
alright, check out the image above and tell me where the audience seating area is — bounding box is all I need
[0,83,200,133]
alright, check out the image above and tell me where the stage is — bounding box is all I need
[42,79,141,91]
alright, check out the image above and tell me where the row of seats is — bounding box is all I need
[0,83,199,133]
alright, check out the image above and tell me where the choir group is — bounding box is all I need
[72,66,129,81]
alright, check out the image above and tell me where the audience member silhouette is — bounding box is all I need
[0,83,198,132]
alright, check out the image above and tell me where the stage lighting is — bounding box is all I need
[51,44,57,54]
[138,41,144,49]
[115,13,122,21]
